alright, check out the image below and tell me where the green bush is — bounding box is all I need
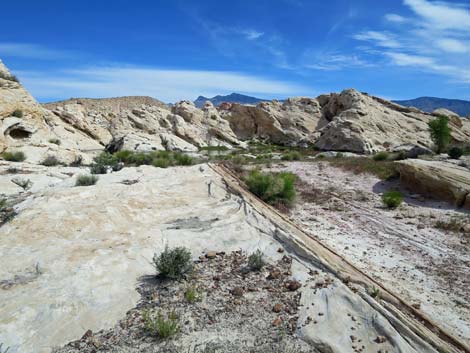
[448,146,463,159]
[281,151,301,161]
[2,151,26,162]
[153,246,192,280]
[245,170,296,206]
[248,250,265,271]
[114,150,134,163]
[90,163,108,174]
[428,115,451,153]
[184,287,201,303]
[152,158,170,168]
[373,151,389,161]
[143,310,179,338]
[40,155,60,167]
[12,109,23,118]
[75,174,98,186]
[173,153,193,166]
[382,190,403,208]
[48,138,61,145]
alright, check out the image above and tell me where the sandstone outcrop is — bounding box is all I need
[398,159,470,209]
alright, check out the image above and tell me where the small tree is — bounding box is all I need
[428,115,451,153]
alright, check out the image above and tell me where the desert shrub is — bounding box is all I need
[370,286,380,299]
[184,286,201,303]
[48,138,61,145]
[245,170,296,206]
[0,198,6,210]
[428,115,451,153]
[281,151,301,161]
[69,155,83,167]
[382,190,403,208]
[2,151,26,162]
[200,146,228,152]
[448,146,463,159]
[40,155,60,167]
[435,216,469,233]
[12,109,23,118]
[173,153,193,166]
[142,310,179,338]
[325,157,399,180]
[75,174,98,186]
[152,158,170,168]
[90,152,118,174]
[130,152,153,166]
[90,163,108,174]
[0,72,19,82]
[153,246,192,280]
[373,151,389,161]
[248,250,265,271]
[335,152,344,158]
[114,150,134,163]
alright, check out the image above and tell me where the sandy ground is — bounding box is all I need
[270,161,470,343]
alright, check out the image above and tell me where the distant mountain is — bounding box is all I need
[194,93,266,108]
[393,97,470,117]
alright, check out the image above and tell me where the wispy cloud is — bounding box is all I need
[0,43,76,60]
[16,65,310,102]
[242,30,264,40]
[352,0,470,83]
[301,51,373,71]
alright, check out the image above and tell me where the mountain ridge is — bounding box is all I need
[194,92,267,107]
[393,96,470,117]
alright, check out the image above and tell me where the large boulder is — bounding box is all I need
[398,159,470,208]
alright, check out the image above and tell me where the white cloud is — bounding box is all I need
[436,38,469,53]
[242,30,264,40]
[16,65,310,102]
[384,13,407,23]
[302,52,373,71]
[353,31,401,48]
[404,0,470,30]
[0,43,74,60]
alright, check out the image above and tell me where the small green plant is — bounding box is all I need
[114,150,134,163]
[370,286,380,299]
[248,250,265,271]
[11,109,23,118]
[245,170,297,207]
[335,152,344,158]
[428,115,451,153]
[153,246,192,279]
[2,151,26,162]
[448,146,463,159]
[142,310,180,338]
[75,174,98,186]
[184,286,202,303]
[152,158,170,168]
[48,138,61,145]
[174,153,193,166]
[0,198,6,210]
[373,151,389,161]
[281,151,301,161]
[40,155,60,167]
[382,190,403,209]
[90,163,108,174]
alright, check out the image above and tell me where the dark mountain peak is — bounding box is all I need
[393,96,470,117]
[194,92,266,108]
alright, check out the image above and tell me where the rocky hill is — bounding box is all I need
[194,92,266,108]
[394,97,470,117]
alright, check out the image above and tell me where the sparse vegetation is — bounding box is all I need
[373,151,389,161]
[142,310,180,338]
[12,177,32,190]
[428,115,451,153]
[48,138,61,145]
[12,109,23,118]
[370,286,381,299]
[382,190,403,209]
[448,146,463,160]
[184,286,202,303]
[153,246,192,280]
[323,157,399,180]
[2,151,26,162]
[0,71,19,82]
[435,216,470,234]
[75,174,98,186]
[40,155,60,167]
[281,151,301,161]
[248,250,265,271]
[245,169,296,207]
[0,197,16,226]
[69,155,83,167]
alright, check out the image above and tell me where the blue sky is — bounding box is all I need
[1,0,469,102]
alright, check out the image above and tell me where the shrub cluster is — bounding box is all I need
[428,115,451,153]
[382,190,403,208]
[448,146,463,159]
[245,170,296,207]
[90,150,194,174]
[12,109,23,118]
[75,174,98,186]
[153,246,192,280]
[2,151,26,162]
[248,250,265,271]
[142,310,179,338]
[281,151,301,161]
[373,151,389,161]
[40,155,60,167]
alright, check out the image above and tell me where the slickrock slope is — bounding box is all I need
[0,162,466,353]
